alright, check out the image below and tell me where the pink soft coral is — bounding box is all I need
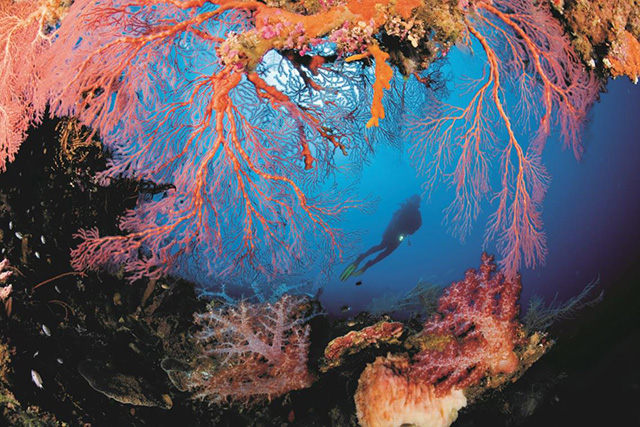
[188,295,314,403]
[355,253,530,426]
[411,252,524,395]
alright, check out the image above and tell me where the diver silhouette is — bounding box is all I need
[340,194,422,281]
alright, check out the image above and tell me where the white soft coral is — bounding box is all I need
[188,295,314,403]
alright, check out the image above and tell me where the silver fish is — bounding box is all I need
[31,370,44,389]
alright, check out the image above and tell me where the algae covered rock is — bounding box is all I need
[78,360,172,409]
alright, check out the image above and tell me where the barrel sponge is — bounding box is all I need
[354,353,467,427]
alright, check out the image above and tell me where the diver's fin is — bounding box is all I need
[351,268,366,278]
[340,263,358,281]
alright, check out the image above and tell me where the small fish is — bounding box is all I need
[42,324,51,337]
[34,251,40,259]
[14,231,23,240]
[33,351,39,358]
[341,305,351,313]
[8,221,12,230]
[56,358,63,365]
[31,370,44,389]
[54,285,61,294]
[355,280,363,286]
[40,235,46,245]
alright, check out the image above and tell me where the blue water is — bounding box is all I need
[319,75,640,317]
[166,36,640,317]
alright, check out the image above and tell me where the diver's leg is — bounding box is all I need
[358,245,396,274]
[340,243,385,281]
[354,243,385,264]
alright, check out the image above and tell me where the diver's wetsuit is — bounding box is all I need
[341,195,422,280]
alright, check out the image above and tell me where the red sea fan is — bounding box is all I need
[43,0,359,281]
[188,295,314,403]
[0,0,64,171]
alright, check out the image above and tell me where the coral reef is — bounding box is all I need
[0,114,598,425]
[0,0,630,420]
[354,254,552,426]
[550,0,640,81]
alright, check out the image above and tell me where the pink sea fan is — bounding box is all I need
[408,0,602,279]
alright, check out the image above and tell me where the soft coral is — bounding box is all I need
[411,252,525,395]
[188,295,314,403]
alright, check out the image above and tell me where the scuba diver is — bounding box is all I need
[340,194,422,281]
